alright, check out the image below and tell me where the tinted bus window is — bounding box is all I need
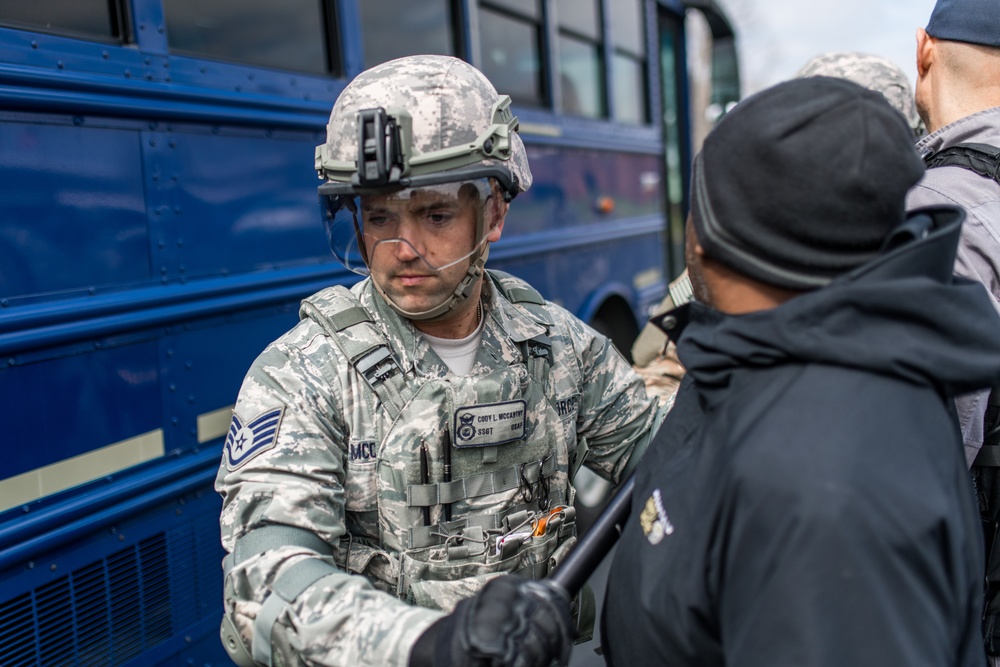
[558,35,603,117]
[360,0,456,67]
[479,4,544,107]
[164,0,329,74]
[0,0,119,40]
[611,0,644,53]
[610,0,648,123]
[556,0,599,40]
[488,0,540,19]
[556,0,603,118]
[613,54,645,124]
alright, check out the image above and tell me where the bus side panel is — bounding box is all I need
[0,116,149,300]
[0,299,313,666]
[144,125,331,282]
[1,339,162,482]
[157,300,304,452]
[0,484,225,666]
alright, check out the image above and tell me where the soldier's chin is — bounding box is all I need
[384,291,449,317]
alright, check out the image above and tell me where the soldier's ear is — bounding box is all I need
[486,198,507,243]
[916,28,934,78]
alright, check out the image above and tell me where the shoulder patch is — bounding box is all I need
[224,407,285,471]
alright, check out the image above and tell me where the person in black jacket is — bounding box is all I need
[602,76,1000,667]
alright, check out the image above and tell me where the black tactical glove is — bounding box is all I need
[408,575,573,667]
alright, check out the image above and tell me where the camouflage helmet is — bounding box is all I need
[797,52,923,135]
[316,55,532,194]
[314,55,532,322]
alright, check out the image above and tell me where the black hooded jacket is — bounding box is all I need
[603,207,1000,667]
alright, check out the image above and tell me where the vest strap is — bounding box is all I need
[976,445,1000,468]
[300,289,411,420]
[406,455,555,507]
[924,142,1000,185]
[328,304,372,330]
[406,492,564,549]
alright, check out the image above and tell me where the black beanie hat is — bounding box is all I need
[690,76,926,290]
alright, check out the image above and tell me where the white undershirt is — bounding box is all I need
[422,313,486,376]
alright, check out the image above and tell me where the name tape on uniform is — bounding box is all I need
[453,399,527,448]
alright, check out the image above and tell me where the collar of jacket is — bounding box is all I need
[915,105,1000,158]
[356,276,550,378]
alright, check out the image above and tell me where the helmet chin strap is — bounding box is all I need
[373,244,489,322]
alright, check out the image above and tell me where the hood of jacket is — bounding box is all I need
[662,206,1000,401]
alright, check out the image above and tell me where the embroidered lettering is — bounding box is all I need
[349,441,377,462]
[454,400,528,448]
[555,394,580,419]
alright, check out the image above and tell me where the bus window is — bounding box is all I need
[163,0,332,75]
[479,1,545,107]
[0,0,122,41]
[556,0,604,118]
[659,12,687,278]
[610,0,648,124]
[359,0,457,67]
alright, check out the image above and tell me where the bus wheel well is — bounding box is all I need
[589,297,639,365]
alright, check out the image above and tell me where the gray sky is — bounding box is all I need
[720,0,938,94]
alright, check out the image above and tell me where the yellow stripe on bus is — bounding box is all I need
[0,429,165,513]
[197,405,234,444]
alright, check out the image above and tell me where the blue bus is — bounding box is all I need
[0,1,738,664]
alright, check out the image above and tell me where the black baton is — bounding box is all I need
[546,475,635,599]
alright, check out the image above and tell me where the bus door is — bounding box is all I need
[659,0,740,279]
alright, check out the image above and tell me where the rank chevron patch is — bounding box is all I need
[224,407,285,470]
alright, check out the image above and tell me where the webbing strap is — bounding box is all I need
[409,514,507,550]
[975,389,1000,467]
[251,558,340,666]
[488,270,546,306]
[924,142,1000,185]
[505,285,545,305]
[328,305,372,330]
[237,525,332,565]
[977,446,1000,468]
[299,289,412,420]
[224,525,333,579]
[406,492,564,549]
[406,455,555,507]
[514,559,549,579]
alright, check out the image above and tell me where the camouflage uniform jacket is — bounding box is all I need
[215,271,661,667]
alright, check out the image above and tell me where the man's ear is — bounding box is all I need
[916,28,934,78]
[486,200,508,242]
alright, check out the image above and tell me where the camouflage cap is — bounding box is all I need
[324,55,532,191]
[796,52,922,134]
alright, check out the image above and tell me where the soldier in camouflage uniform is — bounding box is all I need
[215,55,662,667]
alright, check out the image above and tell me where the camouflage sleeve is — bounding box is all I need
[547,306,665,484]
[215,321,443,667]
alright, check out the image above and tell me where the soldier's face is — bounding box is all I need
[361,183,484,313]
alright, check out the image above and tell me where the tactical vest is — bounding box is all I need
[924,142,1000,656]
[298,270,581,611]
